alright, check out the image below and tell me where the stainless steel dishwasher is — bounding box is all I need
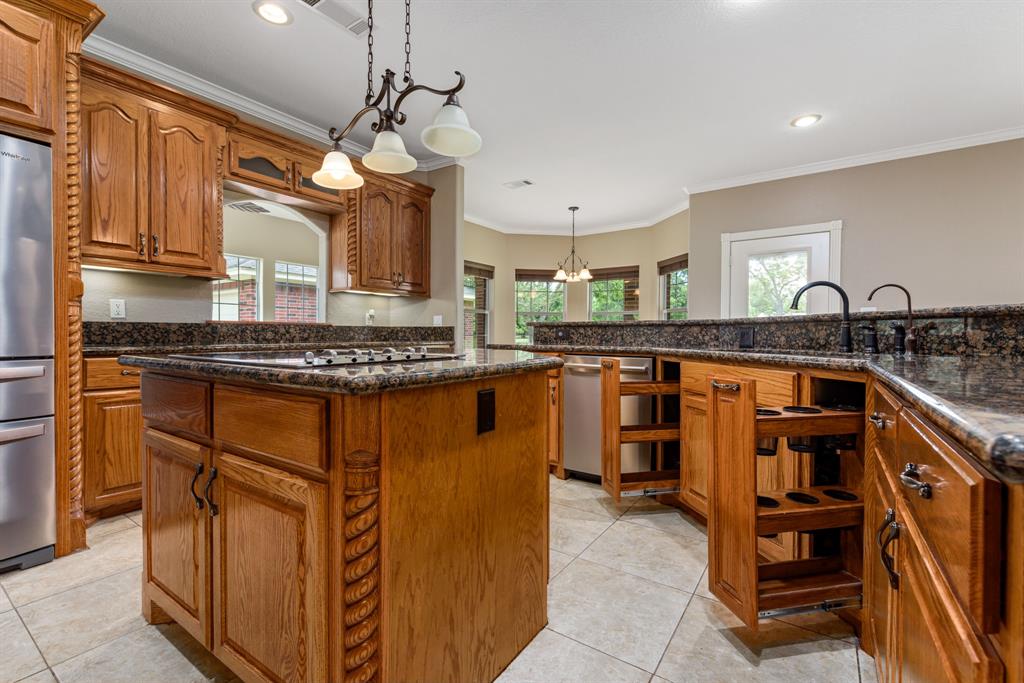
[562,354,654,479]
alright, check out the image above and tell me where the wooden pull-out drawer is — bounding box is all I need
[141,374,210,439]
[85,357,142,390]
[213,385,328,476]
[896,408,1001,632]
[867,383,900,472]
[681,361,797,407]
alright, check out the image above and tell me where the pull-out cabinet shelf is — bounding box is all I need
[707,376,866,630]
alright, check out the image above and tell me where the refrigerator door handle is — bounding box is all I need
[0,365,46,381]
[0,423,45,444]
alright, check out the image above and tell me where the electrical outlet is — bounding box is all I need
[365,308,375,326]
[433,314,443,326]
[109,299,126,319]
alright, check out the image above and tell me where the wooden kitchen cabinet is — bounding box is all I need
[226,132,292,192]
[0,2,53,132]
[80,63,226,277]
[547,369,564,477]
[84,389,142,517]
[331,177,433,297]
[679,391,709,513]
[142,428,211,646]
[211,452,327,683]
[863,459,897,682]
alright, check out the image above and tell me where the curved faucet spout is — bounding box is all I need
[868,283,913,333]
[790,280,852,352]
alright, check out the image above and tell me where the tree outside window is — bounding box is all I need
[515,278,565,344]
[663,269,688,320]
[589,267,640,321]
[747,250,809,317]
[464,274,490,350]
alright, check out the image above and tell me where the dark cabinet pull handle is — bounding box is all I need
[120,369,140,376]
[189,462,205,510]
[899,463,932,499]
[550,385,557,405]
[203,466,219,517]
[152,234,160,257]
[137,232,146,256]
[711,380,740,391]
[398,271,404,284]
[868,412,886,429]
[875,507,895,548]
[880,520,901,589]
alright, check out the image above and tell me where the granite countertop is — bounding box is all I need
[119,349,562,396]
[85,340,454,357]
[493,343,1024,484]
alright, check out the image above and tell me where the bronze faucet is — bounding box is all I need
[867,283,935,354]
[790,280,851,352]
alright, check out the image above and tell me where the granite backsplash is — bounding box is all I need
[84,322,455,350]
[530,303,1024,356]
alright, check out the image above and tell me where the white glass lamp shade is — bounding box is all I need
[578,267,593,281]
[567,272,580,283]
[312,149,364,190]
[421,104,482,157]
[553,268,568,281]
[362,130,418,174]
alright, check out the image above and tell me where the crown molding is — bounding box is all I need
[81,34,456,167]
[685,126,1024,195]
[467,197,690,237]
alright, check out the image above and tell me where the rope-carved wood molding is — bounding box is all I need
[343,448,381,683]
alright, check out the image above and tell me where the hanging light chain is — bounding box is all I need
[365,0,375,102]
[403,0,413,84]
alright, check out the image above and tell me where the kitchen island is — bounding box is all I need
[119,348,561,683]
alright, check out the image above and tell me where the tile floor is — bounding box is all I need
[0,478,877,683]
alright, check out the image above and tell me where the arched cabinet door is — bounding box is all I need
[81,79,149,263]
[227,133,292,191]
[395,194,430,296]
[359,182,399,290]
[148,108,224,271]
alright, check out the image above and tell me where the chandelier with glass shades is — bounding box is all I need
[313,0,482,190]
[554,207,592,282]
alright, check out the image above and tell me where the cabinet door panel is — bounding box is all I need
[142,428,210,646]
[547,374,561,466]
[294,154,344,204]
[680,391,708,515]
[0,3,52,131]
[81,81,148,262]
[212,453,327,683]
[149,108,222,271]
[227,134,291,191]
[84,389,142,514]
[395,194,429,295]
[359,184,397,290]
[896,507,1002,683]
[864,457,896,682]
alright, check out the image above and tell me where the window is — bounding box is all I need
[515,269,565,344]
[464,261,493,351]
[659,254,688,320]
[274,261,319,322]
[212,254,261,321]
[588,266,640,321]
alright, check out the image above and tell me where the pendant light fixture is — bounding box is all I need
[554,207,592,283]
[313,0,482,189]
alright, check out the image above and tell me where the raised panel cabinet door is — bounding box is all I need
[212,452,327,683]
[80,80,149,263]
[227,133,292,191]
[84,389,143,514]
[142,428,211,647]
[895,508,1003,683]
[148,107,224,271]
[864,460,897,683]
[680,391,709,515]
[394,193,430,295]
[0,3,53,131]
[359,182,398,290]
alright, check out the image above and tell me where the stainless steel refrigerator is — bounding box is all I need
[0,132,56,572]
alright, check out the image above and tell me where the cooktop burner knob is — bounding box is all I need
[304,351,315,364]
[416,346,429,356]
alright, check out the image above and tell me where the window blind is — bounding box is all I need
[464,260,494,279]
[657,254,688,276]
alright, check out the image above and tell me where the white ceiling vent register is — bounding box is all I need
[502,179,534,190]
[301,0,369,36]
[227,201,271,214]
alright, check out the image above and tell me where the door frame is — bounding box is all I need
[719,220,843,318]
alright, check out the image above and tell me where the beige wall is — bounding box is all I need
[688,139,1024,319]
[81,269,213,322]
[463,209,690,343]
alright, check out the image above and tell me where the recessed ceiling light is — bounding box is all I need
[790,114,822,128]
[253,0,292,25]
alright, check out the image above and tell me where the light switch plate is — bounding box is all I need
[109,299,126,319]
[433,314,443,326]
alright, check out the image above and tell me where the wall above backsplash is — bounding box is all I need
[529,303,1024,357]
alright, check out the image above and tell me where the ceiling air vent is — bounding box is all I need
[227,201,271,214]
[502,179,534,190]
[303,0,370,37]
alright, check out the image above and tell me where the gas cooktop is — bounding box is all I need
[169,347,463,369]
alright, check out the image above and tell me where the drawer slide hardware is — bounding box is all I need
[758,595,862,620]
[621,486,681,498]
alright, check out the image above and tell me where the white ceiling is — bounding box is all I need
[87,0,1024,235]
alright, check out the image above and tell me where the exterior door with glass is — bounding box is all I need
[725,229,835,318]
